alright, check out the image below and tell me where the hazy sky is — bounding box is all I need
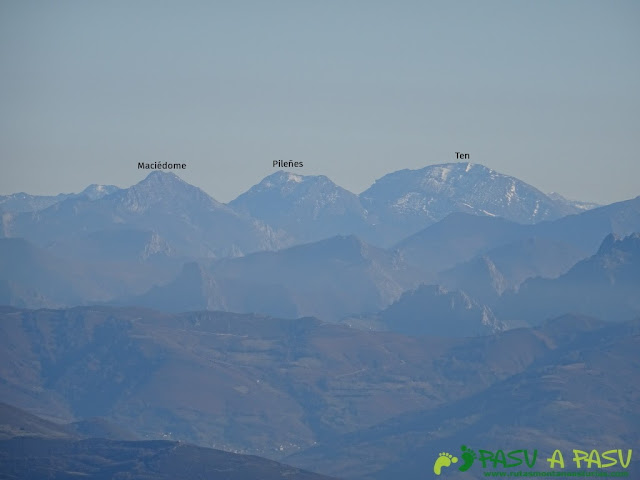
[1,1,639,204]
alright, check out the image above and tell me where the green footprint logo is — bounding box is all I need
[458,445,477,472]
[433,452,458,475]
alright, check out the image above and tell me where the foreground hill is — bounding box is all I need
[0,437,337,480]
[0,404,334,480]
[0,306,608,460]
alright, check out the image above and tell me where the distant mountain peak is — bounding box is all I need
[230,171,370,243]
[229,162,608,247]
[80,184,120,200]
[379,282,506,336]
[597,232,640,255]
[235,171,352,210]
[253,170,335,191]
[597,233,622,254]
[359,162,589,243]
[118,171,225,214]
[138,170,188,187]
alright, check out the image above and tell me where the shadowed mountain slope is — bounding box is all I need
[0,238,111,307]
[438,237,588,304]
[396,195,640,280]
[286,316,640,480]
[496,233,640,324]
[123,235,422,321]
[376,284,507,336]
[0,238,179,308]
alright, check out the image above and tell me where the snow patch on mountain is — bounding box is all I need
[547,192,599,212]
[287,173,303,183]
[392,193,428,214]
[81,184,120,200]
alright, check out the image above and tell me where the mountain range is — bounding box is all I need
[1,165,638,327]
[1,163,598,255]
[344,231,640,336]
[221,163,597,247]
[359,163,585,244]
[1,307,637,479]
[0,184,120,214]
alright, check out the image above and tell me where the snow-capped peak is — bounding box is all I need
[360,162,587,227]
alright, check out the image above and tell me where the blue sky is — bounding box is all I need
[1,1,639,204]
